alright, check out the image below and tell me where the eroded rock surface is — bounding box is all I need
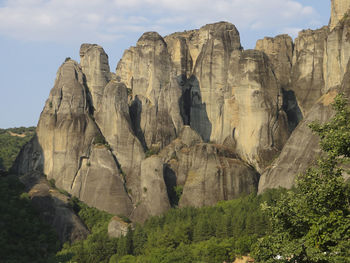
[80,44,111,111]
[258,90,338,193]
[158,126,259,208]
[71,145,133,216]
[330,0,350,31]
[131,156,171,222]
[108,216,131,238]
[324,14,350,91]
[36,60,100,191]
[290,27,328,115]
[116,32,183,150]
[255,34,293,89]
[17,9,350,223]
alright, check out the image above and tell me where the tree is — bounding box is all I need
[252,94,350,263]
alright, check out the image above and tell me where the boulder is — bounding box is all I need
[108,216,131,238]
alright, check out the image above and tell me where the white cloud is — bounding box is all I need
[0,0,323,45]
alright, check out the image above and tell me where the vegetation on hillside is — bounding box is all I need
[0,175,60,263]
[53,189,286,263]
[0,126,35,170]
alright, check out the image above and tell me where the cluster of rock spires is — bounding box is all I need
[13,0,350,242]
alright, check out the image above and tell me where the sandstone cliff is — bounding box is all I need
[330,0,350,31]
[258,1,350,192]
[14,0,350,223]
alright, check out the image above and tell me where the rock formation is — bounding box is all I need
[290,27,328,115]
[255,34,293,89]
[330,0,350,31]
[258,89,338,192]
[14,0,350,224]
[116,32,183,150]
[324,13,350,91]
[108,216,131,238]
[158,126,259,208]
[80,44,111,111]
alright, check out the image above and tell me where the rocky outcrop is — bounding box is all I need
[330,0,350,31]
[20,11,350,222]
[131,156,171,222]
[324,14,350,91]
[158,126,259,208]
[255,34,293,89]
[71,145,133,216]
[20,172,89,243]
[165,22,243,143]
[94,80,145,202]
[80,44,111,111]
[258,90,338,193]
[15,60,134,218]
[291,27,328,115]
[108,216,131,238]
[227,50,289,172]
[178,143,259,208]
[166,23,289,172]
[116,32,183,150]
[35,60,99,191]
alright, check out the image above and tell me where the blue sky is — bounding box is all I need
[0,0,331,128]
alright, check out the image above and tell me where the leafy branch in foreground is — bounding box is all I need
[252,94,350,263]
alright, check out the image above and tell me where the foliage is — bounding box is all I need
[0,175,59,262]
[93,133,107,145]
[0,126,35,170]
[145,147,160,158]
[111,190,283,262]
[252,94,350,262]
[53,198,116,263]
[53,189,284,263]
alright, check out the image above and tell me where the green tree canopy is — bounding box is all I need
[252,94,350,263]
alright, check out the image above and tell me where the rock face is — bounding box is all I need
[36,60,100,191]
[258,90,338,192]
[80,44,111,111]
[108,216,130,238]
[290,27,328,115]
[227,50,289,172]
[131,156,171,222]
[158,126,259,208]
[165,23,289,172]
[116,32,183,150]
[255,34,293,89]
[15,2,350,224]
[330,0,350,31]
[324,14,350,91]
[71,145,133,216]
[15,60,134,218]
[94,80,145,202]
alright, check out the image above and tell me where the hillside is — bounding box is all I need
[0,127,35,170]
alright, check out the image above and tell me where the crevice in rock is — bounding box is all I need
[129,96,148,151]
[282,88,303,132]
[178,75,212,142]
[163,164,178,207]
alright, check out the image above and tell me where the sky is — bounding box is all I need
[0,0,331,128]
